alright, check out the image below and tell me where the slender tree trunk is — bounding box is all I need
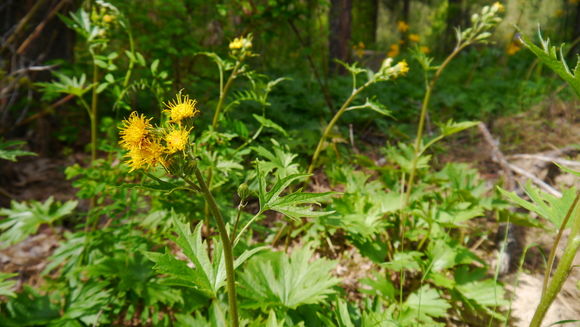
[328,0,352,75]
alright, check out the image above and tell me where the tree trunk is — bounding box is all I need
[329,0,352,75]
[352,0,378,47]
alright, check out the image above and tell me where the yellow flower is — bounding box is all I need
[163,92,199,124]
[229,36,252,50]
[420,46,430,54]
[103,14,114,23]
[397,21,409,32]
[124,140,165,172]
[492,2,504,13]
[119,112,152,150]
[396,60,409,76]
[506,42,521,55]
[164,127,191,154]
[409,34,420,42]
[387,44,400,58]
[353,41,365,58]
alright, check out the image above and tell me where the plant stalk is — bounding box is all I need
[212,61,240,129]
[90,61,99,163]
[193,166,239,327]
[530,193,579,327]
[307,81,370,177]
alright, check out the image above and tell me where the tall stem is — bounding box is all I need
[307,81,370,177]
[193,166,239,327]
[212,61,240,129]
[90,61,99,163]
[530,193,580,327]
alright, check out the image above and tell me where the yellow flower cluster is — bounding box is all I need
[229,36,252,50]
[119,92,198,172]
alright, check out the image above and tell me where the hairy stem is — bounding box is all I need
[193,166,239,327]
[530,193,579,327]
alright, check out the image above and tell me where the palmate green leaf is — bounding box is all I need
[0,197,77,248]
[498,182,577,228]
[257,162,335,221]
[427,239,479,273]
[238,246,339,310]
[403,286,451,319]
[382,251,423,272]
[252,142,299,179]
[519,28,580,97]
[146,217,263,297]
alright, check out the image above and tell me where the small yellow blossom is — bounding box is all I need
[103,14,114,23]
[119,112,152,150]
[353,41,365,58]
[229,36,252,50]
[164,127,191,154]
[396,60,409,76]
[554,9,564,17]
[420,46,430,54]
[397,21,409,32]
[492,2,504,12]
[387,44,400,58]
[163,92,199,124]
[409,34,420,42]
[506,41,521,55]
[125,140,165,172]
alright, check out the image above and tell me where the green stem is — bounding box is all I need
[542,192,579,296]
[400,44,467,242]
[232,211,262,247]
[193,166,239,327]
[530,193,580,327]
[212,61,240,129]
[307,80,371,177]
[90,61,99,163]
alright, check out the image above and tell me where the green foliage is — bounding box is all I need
[146,216,263,298]
[519,28,580,97]
[0,139,35,162]
[0,197,77,248]
[499,182,578,228]
[238,246,339,310]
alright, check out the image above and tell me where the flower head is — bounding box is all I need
[492,2,504,13]
[229,36,252,50]
[420,46,430,54]
[397,21,409,32]
[163,92,199,124]
[387,44,400,58]
[395,60,409,76]
[124,139,165,172]
[119,112,152,150]
[409,34,420,42]
[506,41,521,55]
[164,127,191,154]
